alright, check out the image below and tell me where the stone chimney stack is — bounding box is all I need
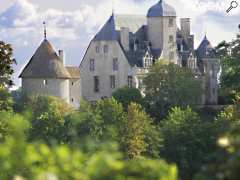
[58,50,65,65]
[120,27,130,51]
[180,18,190,40]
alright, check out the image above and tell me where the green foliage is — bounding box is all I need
[0,110,177,180]
[122,103,160,159]
[143,61,202,121]
[112,86,143,110]
[26,95,73,144]
[160,107,223,180]
[195,96,240,180]
[0,41,15,87]
[216,35,240,103]
[0,87,13,112]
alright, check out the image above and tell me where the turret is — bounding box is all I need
[147,0,178,63]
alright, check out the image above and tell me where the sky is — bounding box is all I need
[0,0,239,87]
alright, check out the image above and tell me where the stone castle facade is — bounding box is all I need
[20,0,220,108]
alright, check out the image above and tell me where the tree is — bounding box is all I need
[0,87,13,112]
[121,103,160,159]
[0,41,16,87]
[143,61,202,121]
[112,86,143,110]
[195,96,240,180]
[160,107,223,180]
[216,34,240,103]
[26,95,73,144]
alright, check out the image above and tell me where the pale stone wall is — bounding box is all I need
[22,78,70,103]
[147,16,178,64]
[202,58,220,105]
[69,79,81,108]
[80,40,132,101]
[120,27,130,52]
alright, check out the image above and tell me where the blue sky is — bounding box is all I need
[0,0,239,87]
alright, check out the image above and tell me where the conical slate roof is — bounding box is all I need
[94,14,118,41]
[19,39,71,79]
[147,0,176,17]
[196,35,216,59]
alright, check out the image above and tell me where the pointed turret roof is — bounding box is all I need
[147,0,176,17]
[196,35,216,59]
[94,14,118,41]
[19,39,71,79]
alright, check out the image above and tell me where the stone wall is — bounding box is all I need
[80,40,132,101]
[22,78,70,103]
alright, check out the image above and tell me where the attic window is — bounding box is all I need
[43,80,48,86]
[104,45,108,53]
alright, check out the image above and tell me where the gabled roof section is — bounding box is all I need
[19,39,71,79]
[196,35,216,59]
[94,14,118,41]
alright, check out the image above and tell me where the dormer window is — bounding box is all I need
[43,79,48,86]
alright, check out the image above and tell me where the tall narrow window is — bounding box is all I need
[90,59,95,71]
[128,76,133,88]
[96,46,100,53]
[110,75,116,89]
[169,51,174,60]
[113,58,118,71]
[94,76,100,92]
[169,18,174,27]
[104,45,108,53]
[212,64,215,78]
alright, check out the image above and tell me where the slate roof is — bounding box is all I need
[196,35,216,59]
[66,67,80,79]
[147,0,176,17]
[94,14,118,41]
[19,39,71,79]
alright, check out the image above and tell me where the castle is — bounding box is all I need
[20,0,220,108]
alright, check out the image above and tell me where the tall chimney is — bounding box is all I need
[120,27,130,51]
[58,50,65,65]
[180,18,190,40]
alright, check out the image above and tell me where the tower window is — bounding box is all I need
[90,59,95,71]
[43,80,48,86]
[169,51,174,60]
[110,75,116,89]
[169,35,174,43]
[128,76,133,88]
[169,18,174,27]
[104,45,108,53]
[94,76,100,93]
[113,58,118,71]
[71,98,74,102]
[72,82,74,86]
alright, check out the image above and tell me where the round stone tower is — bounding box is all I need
[147,0,178,63]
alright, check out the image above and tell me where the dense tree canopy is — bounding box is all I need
[0,41,15,87]
[112,86,143,110]
[216,35,240,103]
[143,61,202,121]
